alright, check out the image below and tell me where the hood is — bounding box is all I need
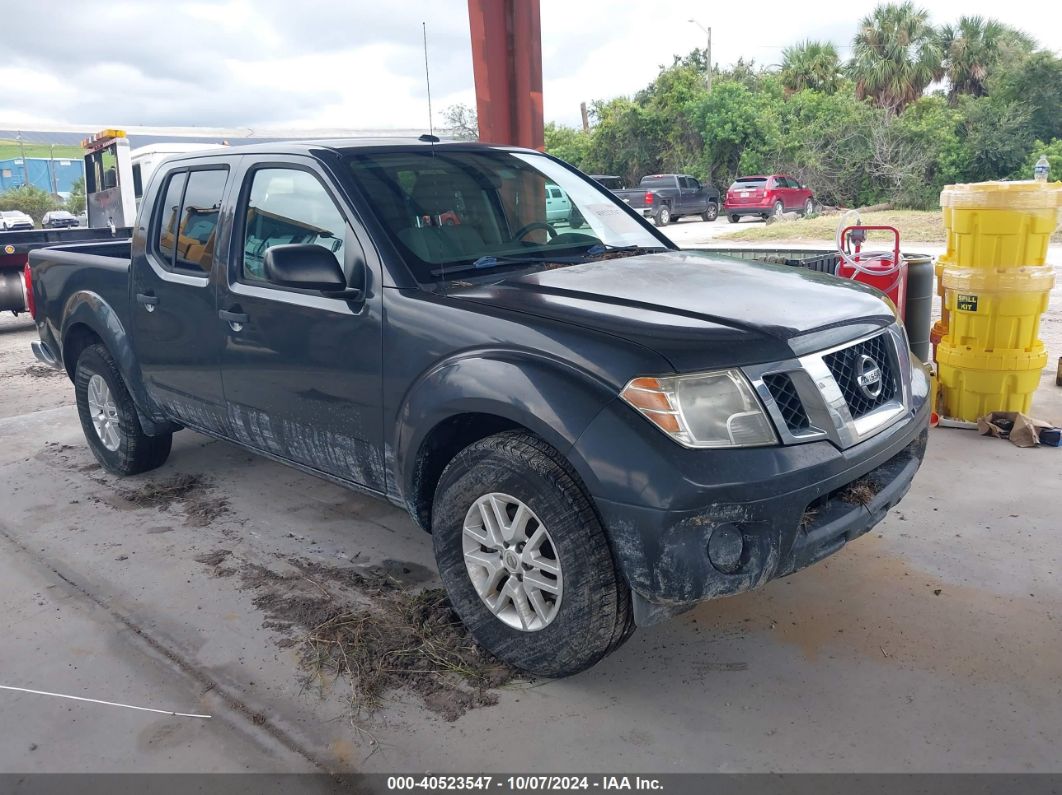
[452,250,894,372]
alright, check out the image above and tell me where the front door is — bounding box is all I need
[218,158,385,492]
[130,163,231,434]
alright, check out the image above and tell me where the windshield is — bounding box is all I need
[344,148,666,283]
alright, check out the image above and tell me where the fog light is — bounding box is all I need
[707,524,744,574]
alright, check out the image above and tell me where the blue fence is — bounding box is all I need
[0,157,86,197]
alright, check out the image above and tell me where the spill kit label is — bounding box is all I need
[957,293,979,312]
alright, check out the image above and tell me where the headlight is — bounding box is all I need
[620,369,777,448]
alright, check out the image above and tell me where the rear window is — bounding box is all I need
[730,178,766,189]
[154,167,228,273]
[640,176,676,189]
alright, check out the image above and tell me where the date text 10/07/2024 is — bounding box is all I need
[386,776,665,791]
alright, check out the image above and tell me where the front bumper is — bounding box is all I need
[574,375,930,625]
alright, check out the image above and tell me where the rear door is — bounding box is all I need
[781,176,799,210]
[217,156,385,491]
[131,161,232,435]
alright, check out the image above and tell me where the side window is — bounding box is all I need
[242,168,347,283]
[678,177,690,189]
[174,170,228,273]
[156,172,187,267]
[688,178,701,191]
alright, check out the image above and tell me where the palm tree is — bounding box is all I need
[940,16,1005,101]
[850,2,943,112]
[780,41,843,95]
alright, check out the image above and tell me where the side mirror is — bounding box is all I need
[264,244,348,292]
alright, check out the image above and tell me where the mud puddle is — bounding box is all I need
[198,552,519,724]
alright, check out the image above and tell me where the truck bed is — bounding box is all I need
[2,228,132,314]
[30,240,133,364]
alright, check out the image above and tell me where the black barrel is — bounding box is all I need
[903,255,934,362]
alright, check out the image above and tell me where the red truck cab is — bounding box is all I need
[724,175,815,222]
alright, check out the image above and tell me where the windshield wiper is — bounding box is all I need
[582,243,669,257]
[431,253,576,278]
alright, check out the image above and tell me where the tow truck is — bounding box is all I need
[1,129,135,315]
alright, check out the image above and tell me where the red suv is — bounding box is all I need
[724,174,815,222]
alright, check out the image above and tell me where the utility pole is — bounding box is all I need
[49,143,58,195]
[579,102,589,132]
[688,19,712,93]
[16,131,29,186]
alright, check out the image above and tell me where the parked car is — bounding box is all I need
[590,175,625,191]
[0,210,35,231]
[42,210,80,229]
[724,174,815,222]
[28,140,928,677]
[544,183,584,229]
[613,174,721,226]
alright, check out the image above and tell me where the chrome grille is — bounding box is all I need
[822,333,897,419]
[762,373,809,432]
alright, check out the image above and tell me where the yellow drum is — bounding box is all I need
[936,341,1048,421]
[941,266,1055,352]
[939,181,1062,268]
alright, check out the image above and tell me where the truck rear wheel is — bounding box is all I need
[432,431,634,677]
[653,206,671,226]
[74,344,172,476]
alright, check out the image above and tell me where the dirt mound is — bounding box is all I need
[202,554,519,723]
[24,364,64,379]
[117,473,229,526]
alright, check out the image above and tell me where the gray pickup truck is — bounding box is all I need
[613,174,721,226]
[27,139,929,677]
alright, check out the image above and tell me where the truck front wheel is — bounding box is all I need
[432,431,634,677]
[74,344,172,476]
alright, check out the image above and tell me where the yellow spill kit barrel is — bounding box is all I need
[939,181,1062,268]
[941,266,1055,352]
[936,341,1048,421]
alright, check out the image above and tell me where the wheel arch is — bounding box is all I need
[61,293,174,436]
[393,352,616,532]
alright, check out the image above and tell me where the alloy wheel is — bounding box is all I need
[462,493,563,631]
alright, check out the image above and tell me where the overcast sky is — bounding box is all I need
[0,0,1059,132]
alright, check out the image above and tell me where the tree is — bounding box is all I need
[67,176,86,216]
[850,2,943,112]
[957,96,1034,183]
[544,123,591,169]
[0,185,62,225]
[441,103,478,141]
[780,41,843,95]
[686,82,780,186]
[583,98,669,185]
[940,16,1005,102]
[988,51,1062,143]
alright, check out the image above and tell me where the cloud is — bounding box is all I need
[0,0,1057,131]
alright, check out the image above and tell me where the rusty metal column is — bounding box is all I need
[467,0,544,150]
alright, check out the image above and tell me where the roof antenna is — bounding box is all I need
[419,22,439,152]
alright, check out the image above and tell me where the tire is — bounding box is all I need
[773,201,784,217]
[74,343,172,476]
[802,198,814,216]
[701,202,719,222]
[432,431,634,677]
[654,206,671,226]
[728,214,740,223]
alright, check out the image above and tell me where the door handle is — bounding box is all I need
[136,292,159,312]
[218,308,249,331]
